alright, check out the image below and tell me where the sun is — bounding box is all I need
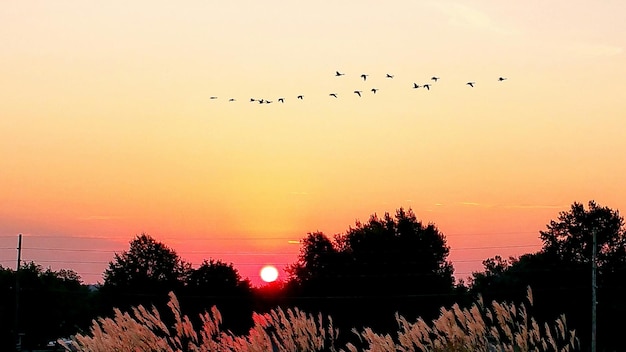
[260,265,279,283]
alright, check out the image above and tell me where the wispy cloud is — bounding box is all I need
[78,215,122,221]
[459,202,482,206]
[500,204,566,210]
[429,1,518,35]
[455,202,565,210]
[566,42,624,58]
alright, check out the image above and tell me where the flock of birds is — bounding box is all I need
[209,71,508,104]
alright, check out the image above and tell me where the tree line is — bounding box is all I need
[1,200,625,351]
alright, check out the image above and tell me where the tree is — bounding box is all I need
[539,200,626,351]
[101,233,190,312]
[470,200,626,351]
[338,207,454,294]
[287,232,343,287]
[286,207,457,335]
[540,200,626,269]
[183,259,254,334]
[187,259,248,293]
[0,262,93,351]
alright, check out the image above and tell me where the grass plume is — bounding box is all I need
[63,287,577,351]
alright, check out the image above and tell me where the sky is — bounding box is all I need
[1,1,625,287]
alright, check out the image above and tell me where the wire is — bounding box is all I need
[2,230,541,241]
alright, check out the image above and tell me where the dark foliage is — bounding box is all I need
[285,207,459,338]
[0,262,94,351]
[181,259,254,335]
[99,234,255,334]
[99,233,191,315]
[470,200,626,352]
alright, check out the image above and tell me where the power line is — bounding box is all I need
[15,242,540,253]
[18,247,298,255]
[450,244,539,251]
[0,230,540,241]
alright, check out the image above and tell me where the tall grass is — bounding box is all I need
[63,287,578,351]
[346,287,578,352]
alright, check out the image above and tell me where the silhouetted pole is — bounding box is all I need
[15,233,22,352]
[591,227,597,352]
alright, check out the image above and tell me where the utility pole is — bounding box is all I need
[15,233,22,352]
[591,227,597,352]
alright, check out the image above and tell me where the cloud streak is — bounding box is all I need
[429,1,518,35]
[567,42,624,58]
[78,215,123,221]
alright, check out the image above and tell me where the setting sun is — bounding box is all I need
[260,265,279,283]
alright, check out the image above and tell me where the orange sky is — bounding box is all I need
[1,1,625,287]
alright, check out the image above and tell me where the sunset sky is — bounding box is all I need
[1,1,625,287]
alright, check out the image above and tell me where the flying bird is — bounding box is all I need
[335,71,345,77]
[466,82,475,87]
[278,98,284,103]
[250,98,256,102]
[229,98,236,102]
[360,74,368,81]
[422,84,430,90]
[498,77,507,81]
[371,88,378,94]
[329,93,338,98]
[354,90,362,97]
[210,96,218,99]
[297,95,303,99]
[386,73,394,79]
[431,76,439,82]
[412,83,420,89]
[258,99,265,104]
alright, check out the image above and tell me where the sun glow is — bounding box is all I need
[260,265,279,283]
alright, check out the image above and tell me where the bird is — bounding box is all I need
[266,100,273,104]
[210,96,218,99]
[354,90,362,97]
[371,88,378,94]
[360,74,368,81]
[258,99,265,104]
[422,84,430,90]
[431,76,440,82]
[386,73,394,79]
[228,98,236,102]
[498,77,507,81]
[297,95,303,99]
[466,82,475,87]
[250,98,256,102]
[329,93,338,98]
[278,98,284,103]
[412,83,420,89]
[335,71,345,77]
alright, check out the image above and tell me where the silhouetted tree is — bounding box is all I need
[186,259,248,293]
[471,200,626,351]
[182,259,254,334]
[0,262,93,351]
[286,208,456,336]
[540,200,626,268]
[287,232,345,292]
[100,233,190,313]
